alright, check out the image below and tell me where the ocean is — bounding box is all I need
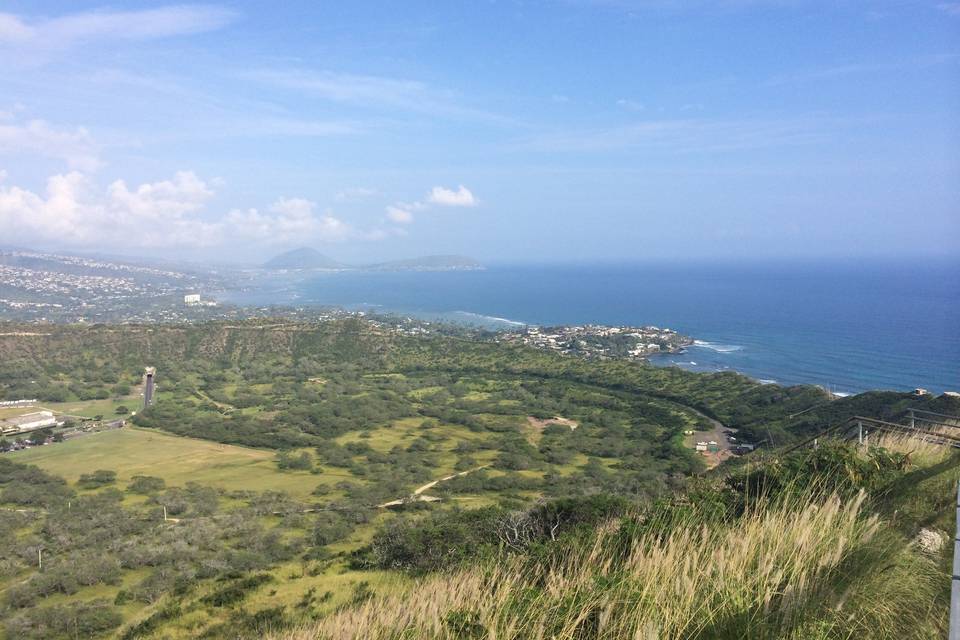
[226,260,960,395]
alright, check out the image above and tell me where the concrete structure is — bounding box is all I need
[184,293,201,305]
[1,410,56,434]
[143,367,156,409]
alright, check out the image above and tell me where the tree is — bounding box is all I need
[27,429,52,446]
[115,406,130,415]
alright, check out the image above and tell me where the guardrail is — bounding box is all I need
[951,480,960,640]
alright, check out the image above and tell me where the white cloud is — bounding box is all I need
[938,2,960,16]
[516,116,838,154]
[0,14,32,43]
[386,205,415,224]
[0,171,355,249]
[0,171,221,247]
[244,69,511,123]
[107,171,213,219]
[228,197,351,244]
[0,118,101,171]
[426,185,478,207]
[616,98,645,111]
[335,187,378,202]
[383,185,479,227]
[0,5,236,50]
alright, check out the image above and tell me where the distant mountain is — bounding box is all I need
[364,255,484,272]
[262,250,482,272]
[262,248,345,270]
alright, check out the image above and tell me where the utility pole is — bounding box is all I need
[163,505,167,522]
[37,547,43,570]
[858,420,863,445]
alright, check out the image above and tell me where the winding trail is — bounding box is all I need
[378,465,489,508]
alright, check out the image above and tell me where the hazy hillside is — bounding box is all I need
[261,249,483,272]
[262,248,345,270]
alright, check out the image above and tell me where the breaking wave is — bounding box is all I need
[451,311,527,326]
[693,340,744,353]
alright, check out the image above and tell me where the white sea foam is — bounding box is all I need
[757,379,777,385]
[452,311,527,326]
[693,340,744,353]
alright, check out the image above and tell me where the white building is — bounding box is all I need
[184,293,201,305]
[1,410,57,434]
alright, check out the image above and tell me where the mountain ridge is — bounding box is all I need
[262,248,483,272]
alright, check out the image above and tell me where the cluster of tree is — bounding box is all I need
[76,469,117,489]
[0,458,74,507]
[355,495,630,574]
[4,599,121,640]
[0,457,315,639]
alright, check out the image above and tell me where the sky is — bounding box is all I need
[0,1,958,264]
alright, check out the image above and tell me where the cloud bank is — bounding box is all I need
[0,5,235,49]
[0,171,352,250]
[0,117,101,172]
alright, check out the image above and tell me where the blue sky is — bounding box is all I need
[0,1,957,263]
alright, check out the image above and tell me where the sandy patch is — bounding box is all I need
[527,416,579,431]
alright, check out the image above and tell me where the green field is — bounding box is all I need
[9,427,329,499]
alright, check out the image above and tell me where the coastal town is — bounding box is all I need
[0,250,227,323]
[495,324,693,360]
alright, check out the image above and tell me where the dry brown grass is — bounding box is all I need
[274,492,880,640]
[873,430,953,467]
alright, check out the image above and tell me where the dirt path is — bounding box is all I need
[379,465,489,508]
[193,390,235,412]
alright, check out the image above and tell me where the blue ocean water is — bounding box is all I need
[228,260,960,395]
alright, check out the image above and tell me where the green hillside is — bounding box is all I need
[0,320,956,639]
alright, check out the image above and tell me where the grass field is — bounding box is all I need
[8,427,327,499]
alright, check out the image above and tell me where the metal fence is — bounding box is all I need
[951,480,960,640]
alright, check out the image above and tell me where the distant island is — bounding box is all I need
[261,248,483,272]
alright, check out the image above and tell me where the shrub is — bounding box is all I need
[126,475,165,494]
[77,469,117,490]
[5,599,121,640]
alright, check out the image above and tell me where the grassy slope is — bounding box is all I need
[278,438,960,640]
[8,427,326,500]
[2,321,956,639]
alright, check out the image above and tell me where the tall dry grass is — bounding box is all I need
[276,491,883,640]
[872,430,952,467]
